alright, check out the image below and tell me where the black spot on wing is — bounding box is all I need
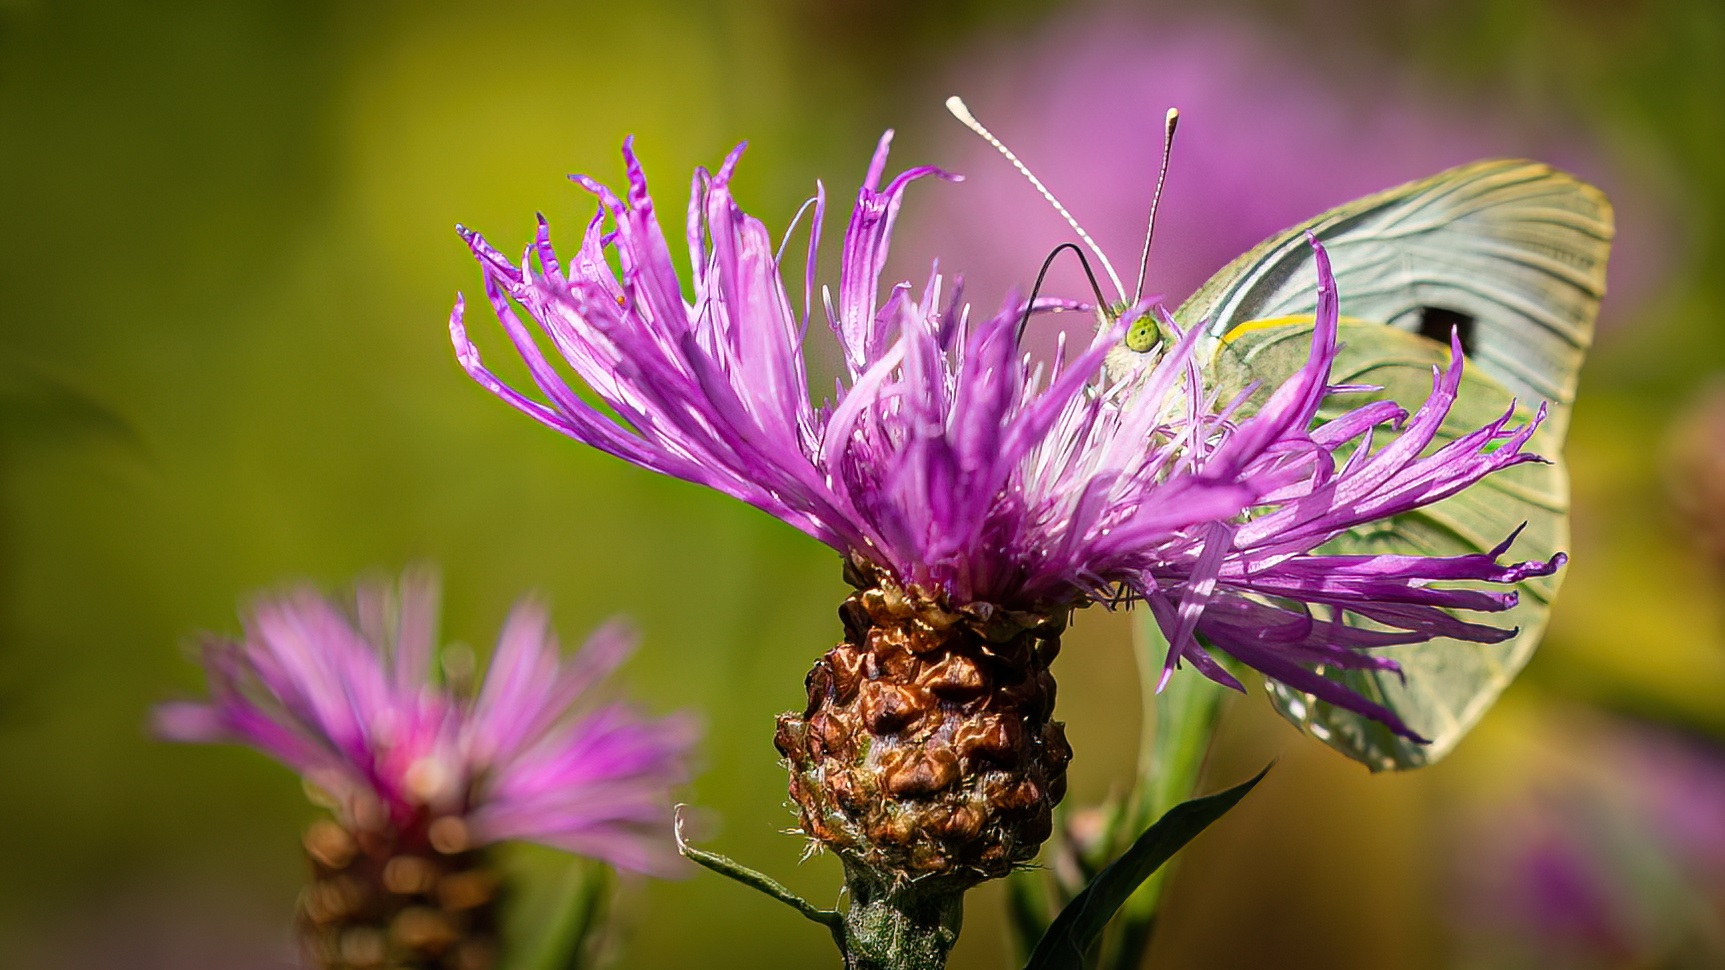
[1417,306,1477,357]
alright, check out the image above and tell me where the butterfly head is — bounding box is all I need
[1101,301,1180,384]
[1123,306,1171,353]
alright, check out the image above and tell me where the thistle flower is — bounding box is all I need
[449,134,1557,889]
[155,570,696,970]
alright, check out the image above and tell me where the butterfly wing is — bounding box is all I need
[1177,158,1611,440]
[1163,160,1611,771]
[1207,319,1568,770]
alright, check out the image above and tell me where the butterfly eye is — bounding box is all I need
[1124,316,1162,353]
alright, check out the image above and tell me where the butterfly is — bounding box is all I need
[948,99,1613,771]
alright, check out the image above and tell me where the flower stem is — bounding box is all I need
[839,864,965,970]
[1095,611,1224,970]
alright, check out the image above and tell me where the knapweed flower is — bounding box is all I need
[155,570,696,970]
[450,134,1557,887]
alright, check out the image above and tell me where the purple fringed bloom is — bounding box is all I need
[155,570,697,876]
[450,133,1559,742]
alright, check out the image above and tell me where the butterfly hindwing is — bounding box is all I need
[1148,160,1610,770]
[1207,319,1567,770]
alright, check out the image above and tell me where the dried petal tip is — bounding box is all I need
[775,565,1071,888]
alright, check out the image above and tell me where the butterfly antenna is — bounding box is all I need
[945,95,1128,304]
[1018,241,1109,342]
[1132,108,1180,305]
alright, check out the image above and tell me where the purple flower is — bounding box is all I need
[1447,714,1725,965]
[449,134,1559,739]
[155,569,697,875]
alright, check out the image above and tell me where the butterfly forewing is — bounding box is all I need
[1176,159,1611,440]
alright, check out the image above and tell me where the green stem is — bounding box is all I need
[1103,613,1225,970]
[675,808,969,968]
[839,864,965,970]
[673,807,845,952]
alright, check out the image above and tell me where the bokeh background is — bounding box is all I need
[4,0,1723,967]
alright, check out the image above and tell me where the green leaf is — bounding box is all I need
[1023,767,1269,970]
[672,807,845,949]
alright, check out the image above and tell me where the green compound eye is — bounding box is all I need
[1124,315,1162,353]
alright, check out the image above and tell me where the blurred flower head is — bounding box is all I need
[451,134,1559,738]
[155,569,697,875]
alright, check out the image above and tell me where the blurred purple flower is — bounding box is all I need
[155,569,697,875]
[450,134,1559,738]
[1514,824,1639,958]
[1623,726,1725,893]
[1449,714,1725,966]
[905,13,1666,328]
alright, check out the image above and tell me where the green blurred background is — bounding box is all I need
[3,0,1723,967]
